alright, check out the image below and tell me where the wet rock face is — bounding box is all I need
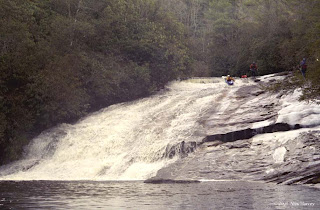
[164,141,197,159]
[154,130,320,185]
[203,84,281,135]
[152,75,320,185]
[263,131,320,185]
[202,123,296,144]
[202,128,255,143]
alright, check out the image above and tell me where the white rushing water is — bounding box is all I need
[0,77,254,181]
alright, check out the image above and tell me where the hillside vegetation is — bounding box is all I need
[0,0,319,164]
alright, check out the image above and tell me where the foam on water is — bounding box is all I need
[0,78,249,181]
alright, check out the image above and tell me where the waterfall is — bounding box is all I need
[0,78,251,181]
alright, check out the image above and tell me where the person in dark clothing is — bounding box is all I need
[249,62,258,77]
[300,58,307,78]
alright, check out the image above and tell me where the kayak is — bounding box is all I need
[225,79,234,85]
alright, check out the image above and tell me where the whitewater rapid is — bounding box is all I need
[0,77,254,180]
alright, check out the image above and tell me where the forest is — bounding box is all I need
[0,0,319,164]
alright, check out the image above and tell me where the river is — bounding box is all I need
[0,180,319,209]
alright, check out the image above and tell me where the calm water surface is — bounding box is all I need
[0,181,319,209]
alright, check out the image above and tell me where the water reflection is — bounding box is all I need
[0,181,319,209]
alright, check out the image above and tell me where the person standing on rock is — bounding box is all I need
[299,58,307,78]
[249,62,258,78]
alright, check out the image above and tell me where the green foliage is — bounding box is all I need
[188,0,320,83]
[0,0,192,164]
[205,0,239,76]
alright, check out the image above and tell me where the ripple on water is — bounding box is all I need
[0,181,319,209]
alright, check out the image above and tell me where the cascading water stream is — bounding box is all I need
[0,78,248,181]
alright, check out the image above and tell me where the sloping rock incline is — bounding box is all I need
[151,74,320,186]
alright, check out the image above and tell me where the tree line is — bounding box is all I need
[0,0,192,163]
[0,0,319,164]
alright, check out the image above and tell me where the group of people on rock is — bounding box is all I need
[225,62,258,83]
[225,58,308,83]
